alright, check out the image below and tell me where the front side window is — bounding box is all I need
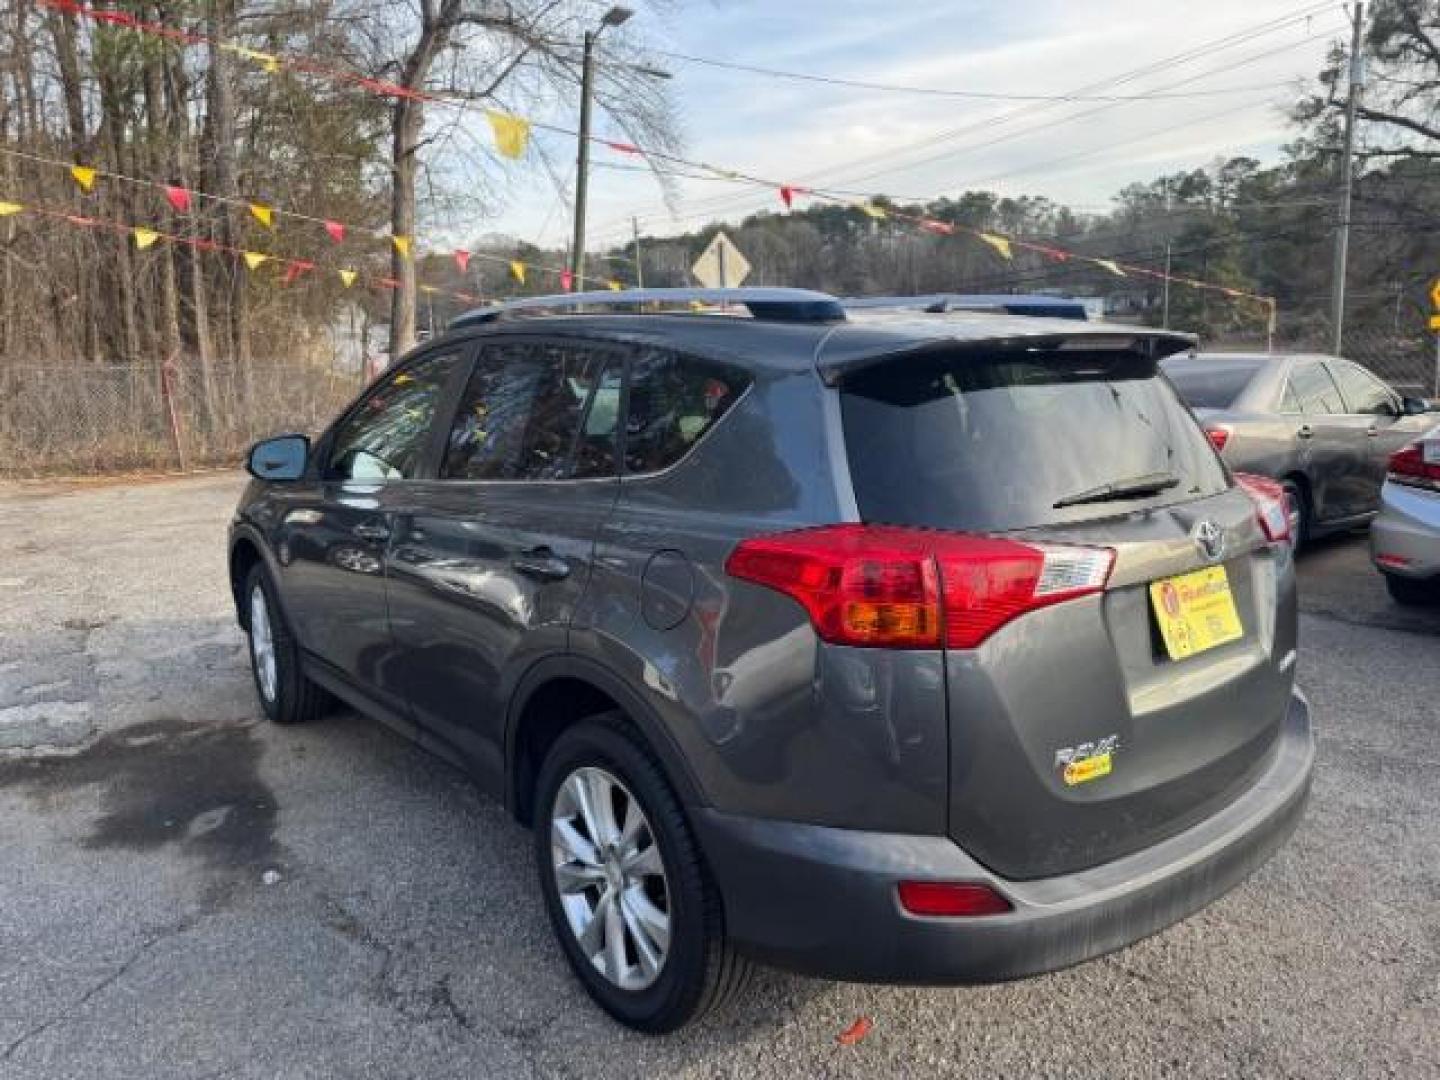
[1289,361,1345,415]
[442,342,617,481]
[1330,361,1396,416]
[327,351,461,481]
[624,349,750,474]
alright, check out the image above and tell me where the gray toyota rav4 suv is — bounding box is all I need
[229,288,1314,1032]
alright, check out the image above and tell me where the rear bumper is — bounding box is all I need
[694,690,1313,984]
[1371,483,1440,579]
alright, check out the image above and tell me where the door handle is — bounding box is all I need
[352,522,391,542]
[1296,425,1313,440]
[512,548,571,581]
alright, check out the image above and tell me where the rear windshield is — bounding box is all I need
[841,349,1228,533]
[1161,356,1263,409]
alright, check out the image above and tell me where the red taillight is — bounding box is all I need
[897,880,1012,917]
[725,525,1114,650]
[1388,441,1440,490]
[1204,424,1231,452]
[1234,472,1292,546]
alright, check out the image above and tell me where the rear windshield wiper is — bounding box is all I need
[1052,471,1181,509]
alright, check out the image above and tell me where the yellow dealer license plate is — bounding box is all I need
[1149,566,1243,661]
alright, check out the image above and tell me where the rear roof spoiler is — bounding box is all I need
[844,293,1089,320]
[815,322,1198,385]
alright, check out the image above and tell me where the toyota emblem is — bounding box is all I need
[1193,520,1225,563]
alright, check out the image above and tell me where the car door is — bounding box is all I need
[1287,359,1364,522]
[1328,359,1427,512]
[381,337,622,788]
[273,348,468,703]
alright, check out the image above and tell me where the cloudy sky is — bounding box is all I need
[479,0,1349,252]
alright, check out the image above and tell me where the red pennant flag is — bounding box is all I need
[377,276,400,289]
[604,140,640,155]
[324,220,346,244]
[560,269,574,292]
[779,185,794,210]
[454,250,471,272]
[920,219,954,236]
[164,185,192,213]
[66,215,95,227]
[282,259,315,285]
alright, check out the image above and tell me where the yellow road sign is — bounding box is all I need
[1432,278,1440,310]
[1430,314,1440,331]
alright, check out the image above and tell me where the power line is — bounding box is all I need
[636,50,1299,102]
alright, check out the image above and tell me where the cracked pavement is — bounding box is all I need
[1,474,1437,1078]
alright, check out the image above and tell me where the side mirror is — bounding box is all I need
[1401,396,1431,416]
[247,434,310,481]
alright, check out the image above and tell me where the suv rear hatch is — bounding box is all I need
[835,333,1297,880]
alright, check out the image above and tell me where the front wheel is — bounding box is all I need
[244,565,329,725]
[533,713,751,1032]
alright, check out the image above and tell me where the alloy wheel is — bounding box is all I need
[550,766,672,991]
[249,583,278,704]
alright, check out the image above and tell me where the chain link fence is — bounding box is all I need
[0,361,364,478]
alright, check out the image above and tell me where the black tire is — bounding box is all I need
[1384,573,1439,607]
[243,564,328,725]
[1282,479,1310,549]
[533,712,752,1033]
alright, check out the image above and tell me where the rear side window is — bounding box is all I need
[624,349,750,474]
[1329,361,1396,416]
[442,342,617,481]
[841,349,1228,533]
[1289,361,1345,415]
[1161,357,1262,409]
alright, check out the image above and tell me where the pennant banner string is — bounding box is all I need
[28,0,1279,312]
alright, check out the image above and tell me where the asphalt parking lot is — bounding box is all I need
[2,473,1437,1079]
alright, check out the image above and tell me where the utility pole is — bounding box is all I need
[632,217,644,289]
[570,7,634,285]
[1330,2,1366,355]
[570,29,597,284]
[1162,241,1172,329]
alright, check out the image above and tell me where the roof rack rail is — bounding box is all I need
[450,287,846,330]
[843,293,1089,321]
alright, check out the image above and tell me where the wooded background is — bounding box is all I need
[1,0,1437,475]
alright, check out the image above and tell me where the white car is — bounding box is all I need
[1371,425,1440,605]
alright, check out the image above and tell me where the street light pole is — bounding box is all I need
[570,6,632,285]
[1330,2,1366,355]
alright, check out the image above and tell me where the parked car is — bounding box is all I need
[230,288,1313,1032]
[1161,352,1432,544]
[1371,426,1440,605]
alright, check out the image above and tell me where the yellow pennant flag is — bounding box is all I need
[419,284,438,295]
[486,111,531,160]
[242,251,269,271]
[509,260,526,284]
[608,280,623,292]
[860,202,887,220]
[249,203,274,228]
[392,235,412,260]
[132,227,161,251]
[1095,258,1126,277]
[979,233,1013,260]
[338,269,358,288]
[0,201,22,216]
[70,165,97,192]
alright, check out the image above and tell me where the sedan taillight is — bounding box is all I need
[725,525,1114,650]
[1388,441,1440,491]
[1234,472,1292,546]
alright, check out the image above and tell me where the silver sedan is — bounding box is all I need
[1162,352,1433,544]
[1371,426,1440,606]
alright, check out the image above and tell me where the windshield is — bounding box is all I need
[1162,356,1264,409]
[841,348,1228,533]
